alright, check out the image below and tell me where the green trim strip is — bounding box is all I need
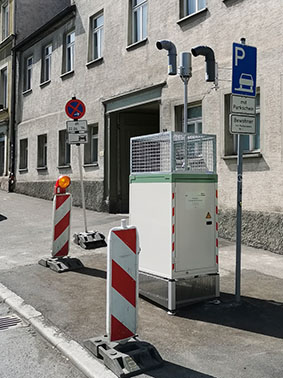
[130,173,218,183]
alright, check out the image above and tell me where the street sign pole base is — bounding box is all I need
[38,256,84,273]
[73,231,107,250]
[84,335,163,378]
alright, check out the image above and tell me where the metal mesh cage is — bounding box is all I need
[130,131,216,174]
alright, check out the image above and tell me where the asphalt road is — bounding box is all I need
[1,191,283,378]
[0,302,86,378]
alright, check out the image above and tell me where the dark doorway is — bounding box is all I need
[108,102,159,213]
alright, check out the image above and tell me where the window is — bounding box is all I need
[181,0,206,18]
[131,0,147,44]
[42,44,52,82]
[224,93,260,155]
[37,134,47,168]
[65,31,75,73]
[187,105,202,133]
[24,56,33,91]
[90,12,104,61]
[84,124,98,165]
[19,138,28,170]
[2,2,9,40]
[0,67,7,108]
[58,130,70,167]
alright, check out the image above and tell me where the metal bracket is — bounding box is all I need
[38,256,84,273]
[73,231,107,249]
[84,335,163,378]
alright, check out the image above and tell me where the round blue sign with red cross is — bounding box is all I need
[65,98,86,120]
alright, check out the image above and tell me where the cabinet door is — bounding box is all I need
[175,182,216,274]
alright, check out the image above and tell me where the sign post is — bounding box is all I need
[65,97,106,249]
[230,39,257,303]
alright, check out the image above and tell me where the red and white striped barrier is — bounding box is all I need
[51,193,71,258]
[106,220,140,342]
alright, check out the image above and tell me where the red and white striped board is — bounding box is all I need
[51,193,71,258]
[106,221,140,343]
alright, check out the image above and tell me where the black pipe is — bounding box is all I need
[191,45,215,82]
[156,40,177,75]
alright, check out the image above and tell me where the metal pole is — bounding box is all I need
[77,144,88,233]
[183,78,188,133]
[235,37,246,303]
[235,134,243,302]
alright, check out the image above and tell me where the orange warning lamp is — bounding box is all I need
[54,175,71,194]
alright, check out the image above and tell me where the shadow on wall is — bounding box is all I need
[223,155,270,172]
[223,0,245,8]
[0,214,7,221]
[178,292,283,340]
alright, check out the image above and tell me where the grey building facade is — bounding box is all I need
[14,1,283,253]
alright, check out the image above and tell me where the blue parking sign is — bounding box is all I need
[232,43,257,97]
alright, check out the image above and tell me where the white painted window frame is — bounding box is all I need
[25,56,33,91]
[183,0,206,17]
[2,2,9,40]
[66,31,75,72]
[132,0,147,43]
[43,44,52,82]
[92,13,104,60]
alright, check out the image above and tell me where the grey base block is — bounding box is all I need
[84,335,163,378]
[139,272,220,311]
[38,256,84,273]
[73,231,107,250]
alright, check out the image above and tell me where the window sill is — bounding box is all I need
[126,38,148,51]
[86,57,104,68]
[40,79,51,88]
[57,164,71,169]
[222,152,262,160]
[37,166,48,171]
[22,89,32,96]
[177,8,208,25]
[83,163,98,168]
[19,168,28,173]
[60,70,74,79]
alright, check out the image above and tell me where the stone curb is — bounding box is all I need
[0,283,114,378]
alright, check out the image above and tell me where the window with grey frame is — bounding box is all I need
[24,56,33,91]
[0,66,7,109]
[180,0,206,18]
[58,129,70,167]
[19,138,28,170]
[37,134,47,168]
[42,44,52,82]
[225,92,260,155]
[64,31,75,73]
[187,105,202,134]
[2,2,9,40]
[131,0,147,44]
[84,125,98,165]
[0,133,5,175]
[90,12,104,61]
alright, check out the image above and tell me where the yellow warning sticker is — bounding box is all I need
[206,212,211,219]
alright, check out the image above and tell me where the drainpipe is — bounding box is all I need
[9,0,17,191]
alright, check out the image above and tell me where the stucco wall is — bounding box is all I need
[14,0,283,251]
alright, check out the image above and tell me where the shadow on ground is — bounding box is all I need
[146,361,216,378]
[73,266,107,279]
[0,214,7,222]
[178,292,283,339]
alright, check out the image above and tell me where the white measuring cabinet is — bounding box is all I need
[130,132,219,312]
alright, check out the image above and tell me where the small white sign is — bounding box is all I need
[231,95,256,115]
[67,133,88,144]
[229,114,256,135]
[66,120,88,133]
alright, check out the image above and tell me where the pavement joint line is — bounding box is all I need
[0,282,115,378]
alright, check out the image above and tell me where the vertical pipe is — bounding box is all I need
[78,144,88,232]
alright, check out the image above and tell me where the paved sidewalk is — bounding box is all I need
[1,192,283,378]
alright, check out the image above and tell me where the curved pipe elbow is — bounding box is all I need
[156,40,177,75]
[191,45,216,82]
